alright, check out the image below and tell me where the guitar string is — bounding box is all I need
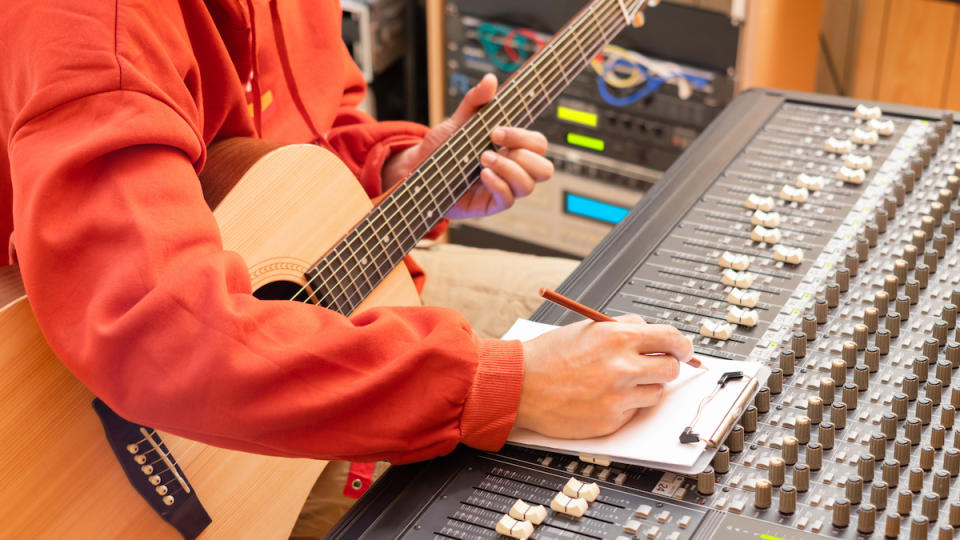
[295,0,632,312]
[309,0,631,312]
[303,0,629,313]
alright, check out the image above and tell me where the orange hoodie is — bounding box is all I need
[0,0,523,464]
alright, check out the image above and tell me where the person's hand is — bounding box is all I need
[515,314,693,439]
[381,73,554,219]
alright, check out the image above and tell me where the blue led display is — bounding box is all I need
[564,192,629,225]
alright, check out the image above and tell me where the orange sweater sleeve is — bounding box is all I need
[5,1,523,464]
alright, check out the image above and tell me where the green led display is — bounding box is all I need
[566,132,605,152]
[557,106,598,127]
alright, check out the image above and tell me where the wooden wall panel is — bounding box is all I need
[738,0,825,91]
[846,0,888,99]
[944,12,960,110]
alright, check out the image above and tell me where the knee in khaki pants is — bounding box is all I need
[290,460,390,539]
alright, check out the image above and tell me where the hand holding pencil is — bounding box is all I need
[512,289,695,440]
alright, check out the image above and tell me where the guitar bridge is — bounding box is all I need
[92,399,211,540]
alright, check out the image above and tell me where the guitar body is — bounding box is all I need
[0,141,420,538]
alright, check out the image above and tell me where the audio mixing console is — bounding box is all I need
[329,89,960,539]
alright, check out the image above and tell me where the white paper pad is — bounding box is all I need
[502,318,767,474]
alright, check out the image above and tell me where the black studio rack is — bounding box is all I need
[328,89,960,539]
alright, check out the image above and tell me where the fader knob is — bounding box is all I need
[778,485,796,515]
[713,445,730,473]
[780,350,795,376]
[887,312,901,338]
[920,445,935,471]
[768,457,785,486]
[943,448,960,476]
[807,442,823,470]
[933,470,950,499]
[858,503,877,534]
[934,321,948,346]
[855,365,869,391]
[754,479,771,509]
[795,415,811,444]
[910,516,930,540]
[882,459,900,487]
[782,436,798,465]
[819,422,835,450]
[875,291,890,316]
[854,324,868,349]
[768,368,783,394]
[833,498,850,528]
[697,466,715,495]
[923,492,940,523]
[832,402,848,429]
[793,464,810,492]
[865,307,879,333]
[846,475,863,504]
[885,512,901,538]
[895,438,911,465]
[727,425,744,452]
[898,489,914,514]
[859,453,875,480]
[871,481,889,510]
[866,346,881,372]
[808,396,824,424]
[881,412,898,440]
[872,432,888,459]
[802,316,817,340]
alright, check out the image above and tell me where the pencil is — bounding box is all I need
[539,288,703,369]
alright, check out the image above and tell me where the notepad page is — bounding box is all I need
[502,318,765,473]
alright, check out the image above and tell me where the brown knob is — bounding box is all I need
[876,208,889,232]
[782,436,798,465]
[885,274,900,297]
[881,412,898,440]
[939,188,954,207]
[807,442,823,470]
[793,463,810,492]
[910,516,929,540]
[944,305,958,329]
[943,219,956,244]
[792,332,807,358]
[826,284,839,309]
[780,349,795,376]
[924,338,940,361]
[842,383,858,411]
[933,469,950,499]
[854,365,869,391]
[898,489,914,514]
[922,492,940,522]
[940,404,954,428]
[864,307,879,333]
[938,524,954,540]
[875,291,890,317]
[904,375,919,401]
[871,481,889,510]
[913,229,927,251]
[819,422,835,450]
[925,249,939,274]
[937,359,952,384]
[943,447,960,476]
[917,398,933,425]
[895,182,907,205]
[882,459,900,487]
[906,280,920,304]
[727,425,744,452]
[831,402,847,429]
[713,445,730,474]
[904,244,918,269]
[934,321,949,346]
[949,343,960,368]
[768,456,785,486]
[894,261,909,285]
[893,393,909,419]
[903,170,918,192]
[895,438,911,465]
[802,315,817,340]
[833,497,850,528]
[697,466,715,495]
[934,234,947,258]
[846,475,863,504]
[950,500,960,526]
[922,216,937,238]
[953,289,960,307]
[905,418,922,445]
[795,415,811,444]
[779,485,796,515]
[877,329,891,355]
[854,324,869,349]
[842,257,856,281]
[857,504,877,534]
[872,431,888,459]
[913,356,930,383]
[866,346,881,372]
[866,224,879,247]
[931,424,946,450]
[820,377,836,404]
[742,405,757,432]
[768,368,783,394]
[857,236,869,261]
[831,360,847,386]
[754,478,771,509]
[927,379,943,407]
[885,196,898,216]
[885,511,901,538]
[859,453,876,480]
[897,295,911,321]
[808,396,824,424]
[920,445,935,470]
[887,312,901,338]
[815,299,828,323]
[916,263,930,289]
[755,387,770,413]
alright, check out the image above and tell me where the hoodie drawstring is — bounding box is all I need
[268,0,322,141]
[244,0,264,137]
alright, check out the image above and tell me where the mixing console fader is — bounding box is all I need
[329,90,960,539]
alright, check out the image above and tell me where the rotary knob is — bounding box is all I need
[882,459,900,487]
[858,503,877,534]
[792,332,807,358]
[795,415,811,444]
[906,279,920,304]
[846,475,863,504]
[779,485,796,515]
[913,356,930,382]
[782,436,798,465]
[833,498,851,528]
[940,405,954,427]
[923,338,939,361]
[854,365,869,391]
[922,216,936,238]
[887,312,901,338]
[923,492,940,524]
[924,249,939,274]
[779,350,795,376]
[904,244,918,269]
[885,512,901,538]
[876,208,889,232]
[895,438,911,466]
[866,224,879,246]
[802,315,817,340]
[856,235,869,261]
[937,359,952,384]
[916,263,930,289]
[880,412,898,440]
[842,256,856,281]
[943,447,960,476]
[742,405,757,432]
[896,295,911,321]
[808,396,824,424]
[807,442,823,470]
[926,381,942,407]
[898,489,914,514]
[727,425,744,453]
[820,377,836,404]
[877,329,891,355]
[943,305,957,328]
[831,360,847,387]
[815,299,828,323]
[908,467,923,493]
[950,500,960,526]
[825,284,839,309]
[754,478,771,509]
[875,291,890,317]
[768,368,783,394]
[871,432,887,460]
[713,445,730,474]
[931,424,946,450]
[755,387,770,413]
[854,324,868,349]
[894,260,908,285]
[920,445,935,470]
[952,343,960,368]
[938,525,954,540]
[910,516,929,540]
[697,466,715,495]
[903,375,919,401]
[842,384,858,411]
[864,307,879,333]
[865,346,880,372]
[934,321,949,346]
[933,469,950,499]
[768,457,785,486]
[893,393,909,419]
[793,464,810,492]
[858,453,876,480]
[871,481,889,510]
[819,422,835,450]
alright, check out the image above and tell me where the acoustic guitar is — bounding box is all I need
[0,0,647,537]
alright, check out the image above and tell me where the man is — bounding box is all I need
[1,0,691,533]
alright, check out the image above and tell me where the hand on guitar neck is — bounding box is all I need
[516,314,694,439]
[382,73,554,219]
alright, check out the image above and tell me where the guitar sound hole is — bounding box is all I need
[253,280,313,303]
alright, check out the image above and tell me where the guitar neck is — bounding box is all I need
[312,0,643,315]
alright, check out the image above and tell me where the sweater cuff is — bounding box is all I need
[460,338,525,450]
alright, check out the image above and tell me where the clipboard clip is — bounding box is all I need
[678,371,747,445]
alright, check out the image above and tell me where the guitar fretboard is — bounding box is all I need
[308,0,641,314]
